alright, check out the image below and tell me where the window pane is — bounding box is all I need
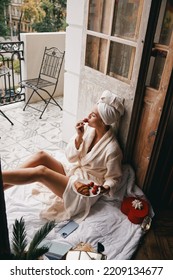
[146,50,167,89]
[85,35,107,73]
[112,0,142,40]
[88,0,113,34]
[107,42,135,81]
[159,0,173,45]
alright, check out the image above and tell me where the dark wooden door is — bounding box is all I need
[132,0,173,188]
[147,87,173,211]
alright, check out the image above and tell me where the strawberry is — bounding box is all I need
[92,189,97,195]
[89,181,94,187]
[93,185,99,191]
[92,184,100,195]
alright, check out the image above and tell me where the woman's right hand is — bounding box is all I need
[75,120,86,137]
[75,119,88,149]
[75,121,84,150]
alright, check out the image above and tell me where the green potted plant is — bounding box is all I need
[4,217,56,260]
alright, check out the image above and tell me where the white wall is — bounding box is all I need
[62,0,85,143]
[20,32,65,103]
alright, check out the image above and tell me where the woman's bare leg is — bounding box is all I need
[3,165,69,198]
[20,151,66,174]
[3,151,66,189]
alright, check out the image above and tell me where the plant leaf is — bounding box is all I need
[11,217,28,257]
[27,246,49,260]
[27,220,56,259]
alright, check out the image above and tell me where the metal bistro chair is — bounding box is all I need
[21,47,65,119]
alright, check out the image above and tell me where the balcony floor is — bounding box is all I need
[0,96,66,170]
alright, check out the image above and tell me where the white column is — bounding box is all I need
[62,0,85,143]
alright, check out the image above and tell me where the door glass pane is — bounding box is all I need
[107,42,136,81]
[112,0,143,40]
[146,50,167,89]
[159,0,173,45]
[85,35,107,73]
[88,0,113,34]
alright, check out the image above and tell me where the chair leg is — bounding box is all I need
[23,87,62,118]
[39,95,62,119]
[0,110,14,125]
[23,90,35,111]
[39,88,62,108]
[39,100,51,119]
[49,97,63,110]
[38,89,62,118]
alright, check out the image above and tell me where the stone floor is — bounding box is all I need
[0,96,66,170]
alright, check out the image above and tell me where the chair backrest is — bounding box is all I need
[39,47,65,85]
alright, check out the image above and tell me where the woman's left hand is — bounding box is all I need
[100,185,110,194]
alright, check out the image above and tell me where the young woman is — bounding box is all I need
[3,90,125,220]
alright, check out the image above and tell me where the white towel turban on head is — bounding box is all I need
[97,90,124,125]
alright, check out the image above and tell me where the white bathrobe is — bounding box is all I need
[40,125,123,222]
[64,125,122,192]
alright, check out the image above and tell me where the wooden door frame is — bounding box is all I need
[144,69,173,208]
[124,0,162,162]
[125,0,173,210]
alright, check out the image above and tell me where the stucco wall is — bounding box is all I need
[77,68,134,150]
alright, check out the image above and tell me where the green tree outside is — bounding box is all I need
[0,0,11,38]
[0,0,67,37]
[22,0,67,32]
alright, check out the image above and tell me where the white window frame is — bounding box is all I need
[85,0,144,84]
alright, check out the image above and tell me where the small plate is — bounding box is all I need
[73,179,101,197]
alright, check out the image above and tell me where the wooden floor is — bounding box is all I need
[132,210,173,259]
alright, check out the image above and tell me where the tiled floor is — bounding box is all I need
[0,96,66,170]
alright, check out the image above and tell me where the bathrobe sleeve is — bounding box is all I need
[103,149,123,196]
[65,125,94,163]
[65,135,84,163]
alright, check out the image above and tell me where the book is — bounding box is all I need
[40,240,72,260]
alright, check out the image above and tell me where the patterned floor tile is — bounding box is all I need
[0,134,16,148]
[0,143,31,165]
[0,96,65,170]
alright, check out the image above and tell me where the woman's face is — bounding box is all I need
[87,105,103,128]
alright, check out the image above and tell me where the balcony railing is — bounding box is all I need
[0,41,25,106]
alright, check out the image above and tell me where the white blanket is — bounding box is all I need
[5,161,152,260]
